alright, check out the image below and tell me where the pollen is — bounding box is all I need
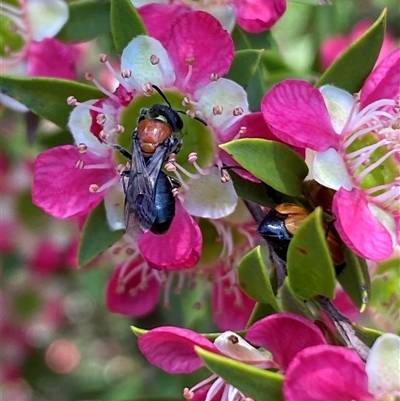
[185,56,195,65]
[89,184,99,193]
[150,54,160,65]
[213,105,223,115]
[210,73,219,81]
[233,107,244,116]
[78,143,88,153]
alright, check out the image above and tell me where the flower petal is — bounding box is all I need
[138,326,218,373]
[106,257,161,317]
[196,78,249,131]
[121,36,175,90]
[284,345,371,401]
[366,333,400,398]
[312,148,353,191]
[26,0,69,41]
[232,0,287,33]
[32,145,117,218]
[27,38,77,80]
[165,11,234,93]
[361,48,400,108]
[246,312,326,370]
[182,167,238,219]
[333,188,394,261]
[262,80,338,151]
[138,201,202,270]
[103,183,125,230]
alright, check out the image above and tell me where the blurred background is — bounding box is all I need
[1,0,399,400]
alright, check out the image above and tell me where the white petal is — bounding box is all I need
[368,203,397,248]
[26,0,69,41]
[214,331,268,362]
[313,148,353,191]
[121,36,175,90]
[68,100,111,155]
[0,94,29,112]
[104,183,126,230]
[130,0,167,6]
[366,333,400,398]
[319,85,355,135]
[193,4,236,32]
[195,78,249,131]
[181,167,238,219]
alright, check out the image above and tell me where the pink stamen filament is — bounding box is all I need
[103,59,132,91]
[90,77,120,103]
[163,273,174,308]
[371,186,400,208]
[355,99,395,121]
[90,177,119,193]
[171,169,190,190]
[119,261,148,285]
[70,101,105,114]
[345,139,390,160]
[205,378,225,401]
[342,121,390,149]
[355,148,399,182]
[0,1,24,15]
[83,163,112,169]
[173,162,203,180]
[182,64,193,90]
[184,374,218,399]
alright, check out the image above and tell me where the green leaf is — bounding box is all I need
[220,138,308,197]
[131,326,148,337]
[0,76,102,128]
[232,25,276,51]
[78,202,124,268]
[287,208,336,299]
[111,0,147,54]
[316,9,386,92]
[57,0,111,42]
[337,247,370,310]
[196,347,284,401]
[246,302,279,327]
[279,279,314,320]
[238,246,279,310]
[290,0,332,4]
[353,325,382,348]
[225,50,263,88]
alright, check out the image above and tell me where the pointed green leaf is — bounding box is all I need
[337,247,370,309]
[232,25,276,51]
[220,138,308,196]
[0,76,102,128]
[287,208,336,299]
[280,279,314,319]
[354,325,382,348]
[57,0,111,42]
[316,9,386,92]
[196,347,284,401]
[131,326,148,337]
[111,0,147,54]
[238,246,279,310]
[78,202,124,268]
[225,50,263,88]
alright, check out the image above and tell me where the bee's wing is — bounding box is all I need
[124,136,167,235]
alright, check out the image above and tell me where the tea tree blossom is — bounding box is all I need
[132,0,287,36]
[0,0,77,111]
[284,333,400,401]
[137,313,328,400]
[262,49,400,261]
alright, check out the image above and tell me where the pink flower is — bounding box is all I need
[320,20,397,70]
[0,0,77,111]
[137,313,328,400]
[132,0,286,36]
[262,49,400,261]
[284,333,400,401]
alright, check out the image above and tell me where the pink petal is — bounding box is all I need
[138,3,190,44]
[232,0,287,33]
[212,277,256,331]
[29,239,63,276]
[32,145,117,218]
[106,258,161,317]
[262,80,339,151]
[333,188,394,261]
[165,11,234,93]
[361,48,400,108]
[284,345,372,401]
[245,312,326,370]
[27,38,78,80]
[138,201,202,270]
[138,326,218,373]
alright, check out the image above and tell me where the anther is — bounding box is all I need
[183,388,194,400]
[238,126,247,136]
[213,105,223,115]
[233,107,243,116]
[165,162,176,172]
[210,73,219,81]
[228,334,239,344]
[117,164,126,173]
[116,124,125,133]
[96,113,106,124]
[126,248,135,255]
[142,82,153,95]
[89,184,99,193]
[67,96,77,106]
[182,96,190,107]
[85,71,94,80]
[172,187,179,197]
[188,152,198,163]
[193,302,201,310]
[185,57,195,65]
[186,109,196,119]
[121,69,132,78]
[99,130,109,141]
[3,45,11,54]
[150,54,159,65]
[78,143,88,153]
[220,169,231,183]
[99,53,108,63]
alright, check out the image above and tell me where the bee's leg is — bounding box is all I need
[107,144,132,160]
[169,176,181,189]
[138,108,149,123]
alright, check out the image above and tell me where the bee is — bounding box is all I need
[112,85,206,235]
[258,203,345,274]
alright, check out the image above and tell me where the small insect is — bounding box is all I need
[112,85,206,236]
[258,203,345,274]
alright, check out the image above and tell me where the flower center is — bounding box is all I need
[340,95,400,214]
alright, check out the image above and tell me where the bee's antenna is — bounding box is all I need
[151,84,172,108]
[177,110,208,126]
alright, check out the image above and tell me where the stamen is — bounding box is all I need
[96,113,106,125]
[89,184,99,193]
[213,105,223,115]
[78,143,88,153]
[85,72,120,103]
[233,107,243,116]
[183,374,218,400]
[66,97,106,113]
[182,59,194,89]
[150,54,159,65]
[75,160,84,169]
[99,53,134,91]
[88,177,119,193]
[142,82,153,95]
[210,73,219,82]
